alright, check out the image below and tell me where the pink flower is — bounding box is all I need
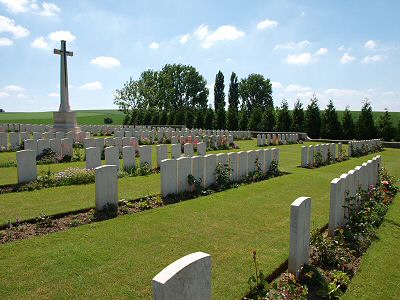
[382,180,389,186]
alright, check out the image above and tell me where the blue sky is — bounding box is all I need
[0,0,399,112]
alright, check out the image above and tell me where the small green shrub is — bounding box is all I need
[215,162,232,190]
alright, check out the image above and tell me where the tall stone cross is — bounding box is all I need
[54,40,73,112]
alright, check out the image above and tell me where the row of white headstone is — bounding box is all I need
[328,155,382,236]
[348,139,381,157]
[0,123,50,133]
[300,143,343,167]
[23,138,73,157]
[0,131,90,151]
[152,157,382,298]
[257,133,299,146]
[160,148,279,197]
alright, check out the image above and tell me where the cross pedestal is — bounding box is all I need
[53,40,80,134]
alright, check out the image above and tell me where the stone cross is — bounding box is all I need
[54,40,73,112]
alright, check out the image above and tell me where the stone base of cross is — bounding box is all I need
[53,111,81,134]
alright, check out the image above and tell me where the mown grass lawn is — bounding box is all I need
[0,142,398,299]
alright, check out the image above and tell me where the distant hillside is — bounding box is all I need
[0,109,399,126]
[0,110,125,125]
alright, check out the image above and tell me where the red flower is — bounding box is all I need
[382,180,389,186]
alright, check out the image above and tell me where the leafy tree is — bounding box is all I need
[227,72,239,130]
[357,99,377,139]
[114,64,209,125]
[397,120,400,141]
[305,95,321,138]
[291,99,305,132]
[159,110,168,125]
[150,110,159,125]
[239,109,249,130]
[174,110,185,125]
[321,100,342,139]
[195,109,205,129]
[341,106,356,140]
[213,71,226,129]
[204,107,214,129]
[276,99,292,131]
[248,107,263,131]
[114,77,140,115]
[143,109,152,125]
[160,64,208,110]
[185,109,194,129]
[261,106,276,131]
[167,110,175,125]
[239,74,273,112]
[377,109,395,141]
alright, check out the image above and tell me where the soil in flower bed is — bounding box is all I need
[0,196,163,244]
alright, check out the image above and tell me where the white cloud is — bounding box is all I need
[362,54,384,64]
[256,19,278,30]
[315,48,328,56]
[324,88,362,96]
[48,30,75,42]
[337,45,345,51]
[226,58,232,62]
[0,91,9,98]
[90,56,121,68]
[271,81,283,89]
[4,85,24,92]
[274,40,309,50]
[40,2,60,16]
[79,81,103,90]
[16,93,27,98]
[340,53,356,64]
[195,24,244,48]
[149,42,159,49]
[0,37,12,46]
[0,0,30,13]
[0,1,60,16]
[365,40,377,50]
[30,36,48,49]
[179,34,190,44]
[285,52,315,65]
[48,92,59,97]
[0,15,30,38]
[285,84,311,92]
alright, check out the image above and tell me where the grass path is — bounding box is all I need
[0,144,398,299]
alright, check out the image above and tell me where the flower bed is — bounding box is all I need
[243,169,398,299]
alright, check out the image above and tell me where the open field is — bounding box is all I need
[0,141,398,299]
[1,110,399,126]
[0,110,125,125]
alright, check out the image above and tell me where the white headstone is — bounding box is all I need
[16,150,37,183]
[49,138,62,155]
[122,146,136,170]
[105,146,120,170]
[197,142,206,156]
[86,147,101,169]
[288,196,311,278]
[95,165,118,211]
[157,145,168,168]
[171,144,181,159]
[177,157,192,193]
[204,154,217,188]
[152,252,211,300]
[139,145,152,168]
[237,151,248,179]
[160,159,178,197]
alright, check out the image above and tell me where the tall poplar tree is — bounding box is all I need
[214,71,226,129]
[227,72,239,130]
